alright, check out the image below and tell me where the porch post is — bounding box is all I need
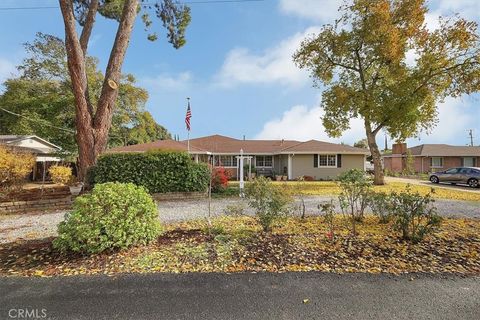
[287,154,293,180]
[194,154,199,163]
[239,149,244,197]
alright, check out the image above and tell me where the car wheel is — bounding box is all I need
[468,178,479,188]
[430,176,439,184]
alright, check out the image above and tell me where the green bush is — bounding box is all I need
[245,176,293,232]
[93,151,210,193]
[53,182,160,254]
[389,186,441,243]
[369,192,392,223]
[337,169,372,235]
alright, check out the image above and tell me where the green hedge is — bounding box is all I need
[54,182,160,254]
[93,151,210,193]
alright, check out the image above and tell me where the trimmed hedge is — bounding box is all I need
[93,151,210,193]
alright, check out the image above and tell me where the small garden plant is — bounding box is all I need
[49,165,73,185]
[337,169,372,235]
[245,176,293,232]
[53,182,160,254]
[211,167,229,193]
[369,192,392,223]
[389,187,442,243]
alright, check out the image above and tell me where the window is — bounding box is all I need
[445,168,459,174]
[430,157,443,168]
[315,154,337,168]
[463,157,476,167]
[256,155,273,167]
[215,155,237,167]
[459,168,472,174]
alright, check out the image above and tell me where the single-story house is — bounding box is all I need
[107,134,369,180]
[383,143,480,174]
[0,135,62,181]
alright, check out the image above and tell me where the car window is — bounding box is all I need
[445,168,459,174]
[459,168,471,174]
[472,169,480,174]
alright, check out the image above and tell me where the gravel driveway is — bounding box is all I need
[1,196,479,244]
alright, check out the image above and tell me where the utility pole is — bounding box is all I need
[468,129,474,146]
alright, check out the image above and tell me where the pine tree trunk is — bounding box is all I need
[59,0,139,181]
[365,120,385,185]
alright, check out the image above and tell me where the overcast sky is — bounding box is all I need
[0,0,479,147]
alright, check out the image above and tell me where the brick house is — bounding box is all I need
[383,143,480,174]
[107,134,369,180]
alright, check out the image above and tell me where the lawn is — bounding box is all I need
[1,215,479,277]
[227,181,480,202]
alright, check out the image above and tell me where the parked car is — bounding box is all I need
[429,167,480,188]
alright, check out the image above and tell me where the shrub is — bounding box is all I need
[93,151,210,193]
[369,192,392,223]
[224,203,246,216]
[245,176,293,232]
[211,167,229,192]
[337,169,372,235]
[53,182,160,253]
[0,146,35,192]
[318,200,336,241]
[389,186,442,243]
[49,165,73,185]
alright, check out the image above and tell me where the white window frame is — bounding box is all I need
[256,155,273,167]
[215,155,237,168]
[316,154,337,168]
[463,157,476,167]
[430,157,443,168]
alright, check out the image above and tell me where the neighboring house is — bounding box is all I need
[107,134,369,180]
[383,143,480,174]
[0,135,62,181]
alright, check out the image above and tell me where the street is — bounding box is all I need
[1,272,479,320]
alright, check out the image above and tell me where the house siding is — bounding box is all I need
[291,154,365,180]
[384,156,480,174]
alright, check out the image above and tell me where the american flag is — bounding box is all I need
[185,100,192,131]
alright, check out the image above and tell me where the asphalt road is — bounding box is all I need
[1,272,479,320]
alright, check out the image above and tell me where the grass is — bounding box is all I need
[225,181,480,202]
[1,215,479,277]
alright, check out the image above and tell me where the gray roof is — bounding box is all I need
[407,144,480,157]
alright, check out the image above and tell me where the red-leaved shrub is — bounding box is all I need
[211,167,229,192]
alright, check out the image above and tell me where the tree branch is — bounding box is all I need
[93,0,139,152]
[79,0,99,55]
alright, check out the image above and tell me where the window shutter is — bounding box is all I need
[337,154,342,168]
[461,158,464,166]
[314,154,318,168]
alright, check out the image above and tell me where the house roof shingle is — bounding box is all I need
[408,144,480,157]
[106,139,207,153]
[280,139,369,154]
[106,135,370,155]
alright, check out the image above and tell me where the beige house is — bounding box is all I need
[0,135,62,181]
[107,134,369,180]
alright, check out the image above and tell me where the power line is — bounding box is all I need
[0,106,76,133]
[0,0,265,11]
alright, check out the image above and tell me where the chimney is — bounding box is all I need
[281,139,284,146]
[392,142,407,154]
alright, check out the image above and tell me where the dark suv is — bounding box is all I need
[429,167,480,188]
